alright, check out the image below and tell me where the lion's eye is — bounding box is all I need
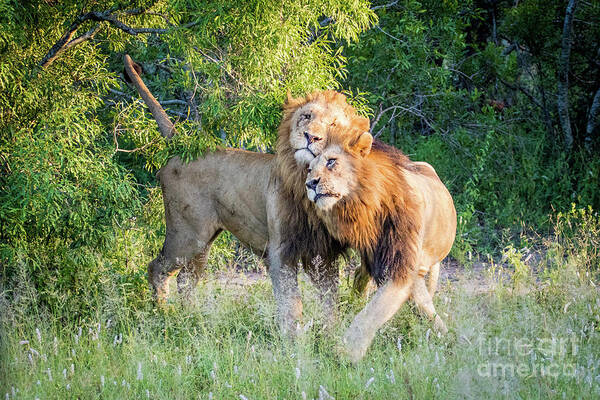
[301,113,311,121]
[326,158,336,169]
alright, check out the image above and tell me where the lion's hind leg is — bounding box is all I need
[412,275,448,334]
[176,226,223,303]
[150,200,221,305]
[148,251,179,304]
[352,256,374,298]
[427,261,440,297]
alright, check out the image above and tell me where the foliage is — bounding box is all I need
[1,0,599,321]
[550,205,600,275]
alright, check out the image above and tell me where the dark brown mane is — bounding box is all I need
[319,132,422,285]
[273,91,368,265]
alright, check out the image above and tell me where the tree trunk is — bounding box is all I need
[557,0,578,151]
[586,87,600,145]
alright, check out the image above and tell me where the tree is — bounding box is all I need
[0,0,376,315]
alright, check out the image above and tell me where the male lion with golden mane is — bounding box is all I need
[122,55,368,332]
[305,125,457,362]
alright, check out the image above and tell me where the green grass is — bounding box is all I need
[1,255,599,400]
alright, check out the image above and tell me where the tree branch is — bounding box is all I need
[498,78,544,109]
[113,123,158,154]
[160,99,188,105]
[375,25,401,41]
[371,104,398,134]
[123,54,177,139]
[39,20,83,67]
[108,88,188,109]
[40,8,168,68]
[87,11,168,35]
[370,101,439,137]
[371,1,399,11]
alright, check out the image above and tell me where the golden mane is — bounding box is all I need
[317,130,422,285]
[274,91,369,264]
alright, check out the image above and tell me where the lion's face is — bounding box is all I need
[305,130,374,211]
[305,145,357,211]
[288,102,351,166]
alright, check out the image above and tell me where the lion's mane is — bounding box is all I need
[318,136,426,285]
[274,91,369,266]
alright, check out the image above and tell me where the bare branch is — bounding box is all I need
[85,11,168,35]
[375,25,401,42]
[124,54,177,139]
[66,24,102,48]
[498,78,544,109]
[108,88,127,97]
[40,8,168,68]
[371,103,396,134]
[374,106,398,138]
[109,88,187,109]
[370,102,439,136]
[39,21,81,67]
[160,99,188,105]
[371,1,399,11]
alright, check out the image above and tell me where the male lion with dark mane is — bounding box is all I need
[305,125,457,362]
[122,55,368,332]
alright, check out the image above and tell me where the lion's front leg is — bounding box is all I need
[265,188,303,336]
[268,248,303,336]
[304,256,339,327]
[341,274,416,363]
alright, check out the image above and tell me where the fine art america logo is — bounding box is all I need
[476,335,578,378]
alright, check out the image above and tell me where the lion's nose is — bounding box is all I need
[304,131,320,144]
[306,178,320,191]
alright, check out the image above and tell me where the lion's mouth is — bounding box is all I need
[314,192,340,201]
[295,146,316,158]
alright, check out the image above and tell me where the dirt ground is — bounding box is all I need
[209,246,549,296]
[210,257,494,295]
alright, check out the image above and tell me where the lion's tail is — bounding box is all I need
[123,54,177,139]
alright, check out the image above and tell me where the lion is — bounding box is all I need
[305,125,457,361]
[274,91,371,293]
[122,55,368,332]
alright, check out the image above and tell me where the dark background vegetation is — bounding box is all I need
[1,0,599,319]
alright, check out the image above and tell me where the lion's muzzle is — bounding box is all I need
[306,178,320,192]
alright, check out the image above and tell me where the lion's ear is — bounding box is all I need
[353,132,373,157]
[285,90,293,106]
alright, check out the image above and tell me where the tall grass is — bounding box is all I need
[2,210,600,399]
